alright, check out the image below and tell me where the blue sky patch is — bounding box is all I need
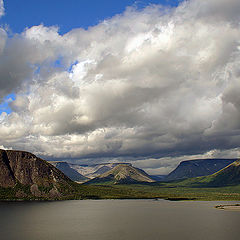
[0,0,182,34]
[0,93,16,114]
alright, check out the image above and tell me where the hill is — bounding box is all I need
[165,159,236,181]
[0,149,77,200]
[87,164,155,184]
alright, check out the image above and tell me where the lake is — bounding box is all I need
[0,200,240,240]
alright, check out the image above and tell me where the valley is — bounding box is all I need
[1,149,240,201]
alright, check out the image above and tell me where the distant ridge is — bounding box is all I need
[165,159,236,181]
[87,164,155,184]
[69,162,131,179]
[50,161,88,182]
[49,162,133,180]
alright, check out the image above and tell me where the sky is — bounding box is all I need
[0,0,240,175]
[1,0,181,34]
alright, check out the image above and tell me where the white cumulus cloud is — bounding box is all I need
[0,0,240,173]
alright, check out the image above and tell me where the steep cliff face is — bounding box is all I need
[0,149,76,200]
[0,150,15,188]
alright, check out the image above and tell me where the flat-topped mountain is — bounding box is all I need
[87,164,155,184]
[187,159,240,187]
[165,159,236,181]
[0,149,76,200]
[206,160,240,186]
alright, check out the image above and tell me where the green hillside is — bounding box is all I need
[168,159,240,188]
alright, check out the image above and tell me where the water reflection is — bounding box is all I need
[0,200,240,240]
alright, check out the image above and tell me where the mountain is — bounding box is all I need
[165,159,236,181]
[69,163,129,179]
[87,164,155,184]
[48,161,147,182]
[50,161,88,182]
[0,149,76,200]
[186,159,240,187]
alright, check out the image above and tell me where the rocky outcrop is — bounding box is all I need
[0,149,76,200]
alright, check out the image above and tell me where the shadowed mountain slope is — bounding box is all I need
[165,159,236,181]
[50,161,88,182]
[188,160,240,187]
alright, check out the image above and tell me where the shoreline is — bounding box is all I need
[215,204,240,210]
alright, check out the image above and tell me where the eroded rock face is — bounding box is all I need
[5,150,70,186]
[0,149,75,199]
[30,184,42,197]
[0,150,16,187]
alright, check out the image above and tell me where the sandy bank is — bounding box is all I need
[216,204,240,210]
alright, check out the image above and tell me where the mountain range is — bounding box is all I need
[50,161,136,181]
[49,158,239,186]
[1,148,240,201]
[69,162,131,179]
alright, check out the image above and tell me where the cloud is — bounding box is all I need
[0,0,4,18]
[0,0,240,173]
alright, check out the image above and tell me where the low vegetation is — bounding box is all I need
[2,180,240,201]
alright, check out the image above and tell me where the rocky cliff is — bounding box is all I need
[0,149,76,200]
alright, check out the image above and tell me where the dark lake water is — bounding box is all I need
[1,199,240,240]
